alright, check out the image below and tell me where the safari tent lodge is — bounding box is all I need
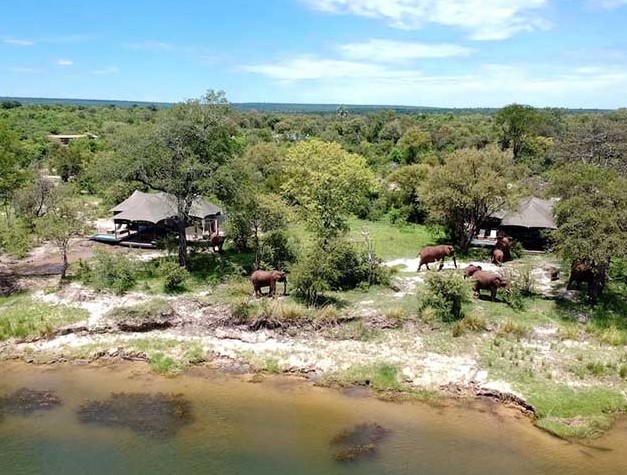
[90,190,223,249]
[473,197,557,250]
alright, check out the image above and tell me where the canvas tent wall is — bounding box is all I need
[111,190,222,238]
[498,197,557,250]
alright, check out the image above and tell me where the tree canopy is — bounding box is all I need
[422,146,523,251]
[282,139,377,243]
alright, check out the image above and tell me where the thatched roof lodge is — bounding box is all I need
[475,197,557,250]
[91,190,222,248]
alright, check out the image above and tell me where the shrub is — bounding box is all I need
[292,239,389,305]
[257,230,298,271]
[496,319,528,339]
[159,260,189,292]
[418,272,472,322]
[452,312,488,336]
[231,299,254,324]
[77,251,138,294]
[510,265,537,296]
[0,217,32,258]
[510,240,525,260]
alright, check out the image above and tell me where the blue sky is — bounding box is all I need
[1,0,627,107]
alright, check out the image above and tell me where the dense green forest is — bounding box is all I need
[1,92,626,302]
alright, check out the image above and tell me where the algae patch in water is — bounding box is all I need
[76,392,194,438]
[0,388,62,419]
[330,422,390,462]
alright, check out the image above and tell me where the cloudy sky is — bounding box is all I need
[1,0,627,107]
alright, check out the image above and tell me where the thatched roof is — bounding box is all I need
[499,197,557,229]
[112,190,221,224]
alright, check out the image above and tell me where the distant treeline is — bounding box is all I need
[0,96,614,115]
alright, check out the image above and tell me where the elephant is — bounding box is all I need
[464,265,509,301]
[208,233,225,253]
[251,270,287,297]
[417,245,457,271]
[492,249,504,266]
[493,235,513,263]
[567,261,594,290]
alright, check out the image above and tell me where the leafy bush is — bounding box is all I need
[231,299,254,324]
[510,240,525,260]
[292,239,389,305]
[159,260,189,292]
[417,272,472,322]
[0,217,32,258]
[511,265,537,296]
[77,251,138,294]
[257,230,298,270]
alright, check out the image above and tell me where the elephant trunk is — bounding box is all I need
[283,279,287,296]
[452,255,457,269]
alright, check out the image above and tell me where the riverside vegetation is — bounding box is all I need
[1,96,627,440]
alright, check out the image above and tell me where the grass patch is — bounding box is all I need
[452,312,488,337]
[289,218,441,260]
[522,382,627,438]
[330,362,405,392]
[106,299,170,321]
[323,320,380,341]
[149,352,186,375]
[495,319,528,339]
[0,295,88,341]
[125,337,207,376]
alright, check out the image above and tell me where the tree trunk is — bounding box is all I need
[176,218,188,269]
[61,247,68,279]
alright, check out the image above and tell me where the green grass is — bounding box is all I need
[105,299,170,321]
[0,294,88,341]
[523,382,627,438]
[289,218,441,260]
[126,337,207,376]
[329,362,405,392]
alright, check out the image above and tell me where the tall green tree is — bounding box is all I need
[34,186,91,279]
[550,163,627,303]
[496,104,543,160]
[282,140,377,244]
[422,146,522,251]
[113,91,237,267]
[0,120,28,213]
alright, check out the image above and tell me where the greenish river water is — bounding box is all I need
[1,362,626,475]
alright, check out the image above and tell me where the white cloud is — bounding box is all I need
[242,55,627,107]
[340,39,472,62]
[589,0,627,8]
[242,56,389,80]
[3,38,34,46]
[91,66,120,75]
[56,58,74,66]
[302,0,550,40]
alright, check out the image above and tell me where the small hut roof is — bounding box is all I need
[500,197,557,229]
[112,190,221,224]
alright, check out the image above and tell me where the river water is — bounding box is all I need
[0,362,625,475]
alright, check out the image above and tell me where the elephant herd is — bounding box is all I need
[249,236,596,301]
[416,243,510,301]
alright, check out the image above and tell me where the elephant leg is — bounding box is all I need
[491,288,496,301]
[438,258,445,271]
[269,281,276,297]
[254,285,262,298]
[417,262,423,272]
[425,263,431,271]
